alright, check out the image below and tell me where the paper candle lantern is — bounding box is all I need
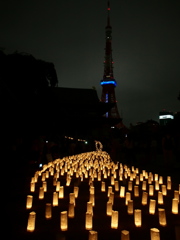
[101,181,105,192]
[53,192,58,206]
[150,228,160,240]
[161,185,167,196]
[59,186,64,198]
[158,208,167,226]
[142,192,148,205]
[45,170,49,178]
[111,210,118,229]
[155,174,158,181]
[60,211,68,231]
[56,181,60,191]
[45,203,52,219]
[172,198,178,214]
[41,172,46,181]
[167,180,171,190]
[90,186,95,195]
[135,176,140,185]
[148,176,152,184]
[26,195,33,209]
[128,181,133,191]
[174,190,179,203]
[114,181,119,191]
[86,212,93,230]
[30,182,35,192]
[107,201,113,216]
[155,181,159,191]
[125,192,131,205]
[68,202,75,218]
[109,192,114,205]
[27,211,36,232]
[140,173,143,181]
[74,186,79,198]
[111,176,115,185]
[142,181,147,191]
[134,209,142,227]
[69,193,75,206]
[89,194,95,206]
[134,185,139,197]
[108,186,113,197]
[39,187,44,199]
[120,186,125,198]
[87,202,93,215]
[42,181,47,192]
[149,185,154,196]
[127,200,133,215]
[121,230,130,240]
[159,176,163,184]
[158,191,163,205]
[149,199,156,214]
[89,230,98,240]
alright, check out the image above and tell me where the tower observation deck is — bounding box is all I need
[100,1,121,122]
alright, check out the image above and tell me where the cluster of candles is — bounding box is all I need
[26,147,180,240]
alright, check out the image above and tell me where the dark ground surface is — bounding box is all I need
[11,151,180,240]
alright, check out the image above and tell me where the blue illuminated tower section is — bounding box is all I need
[100,1,120,119]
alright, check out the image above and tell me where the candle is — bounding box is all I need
[74,186,79,198]
[60,211,68,231]
[149,199,156,214]
[174,190,179,203]
[107,201,113,216]
[134,209,142,227]
[158,208,166,226]
[68,202,75,218]
[127,200,133,215]
[109,192,114,205]
[128,181,133,191]
[172,198,178,214]
[26,195,33,209]
[108,186,113,197]
[161,185,167,196]
[142,192,148,205]
[53,192,58,206]
[87,202,93,215]
[134,185,139,197]
[150,228,160,240]
[111,210,118,229]
[142,181,147,191]
[45,203,52,219]
[89,230,98,240]
[114,181,119,191]
[39,187,44,199]
[27,211,36,232]
[30,182,35,192]
[101,181,106,192]
[85,212,93,230]
[121,230,130,240]
[158,191,163,205]
[59,186,64,199]
[125,192,131,205]
[149,185,154,196]
[56,181,60,191]
[89,194,95,206]
[120,186,125,198]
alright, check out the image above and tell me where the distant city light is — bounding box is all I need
[101,80,117,86]
[159,115,174,120]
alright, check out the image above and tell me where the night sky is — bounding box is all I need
[0,0,180,126]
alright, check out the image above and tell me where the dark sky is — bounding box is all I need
[0,0,180,126]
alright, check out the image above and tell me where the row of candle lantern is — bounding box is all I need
[26,150,179,239]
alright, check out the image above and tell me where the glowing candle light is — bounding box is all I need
[159,176,163,184]
[125,192,131,205]
[87,202,93,215]
[45,170,49,178]
[53,192,58,206]
[74,186,79,198]
[107,201,113,216]
[39,187,44,199]
[149,199,156,214]
[59,186,64,199]
[149,185,154,196]
[109,192,114,205]
[68,202,75,218]
[155,181,159,191]
[69,193,75,206]
[85,212,93,230]
[167,180,171,190]
[142,181,147,191]
[142,192,148,205]
[161,185,167,196]
[120,186,125,198]
[45,203,52,219]
[90,186,95,195]
[114,181,119,191]
[172,198,178,214]
[158,191,163,205]
[89,230,98,240]
[158,208,167,226]
[134,209,142,227]
[121,230,130,240]
[60,211,68,231]
[30,182,35,192]
[148,175,152,184]
[89,194,95,206]
[56,181,60,191]
[150,228,160,240]
[135,176,139,185]
[108,186,113,197]
[101,181,106,192]
[140,173,143,181]
[111,210,118,229]
[41,172,46,181]
[134,185,139,197]
[174,190,179,203]
[26,195,33,209]
[27,211,36,232]
[111,176,115,185]
[128,181,133,191]
[42,181,47,192]
[155,174,158,181]
[127,200,133,215]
